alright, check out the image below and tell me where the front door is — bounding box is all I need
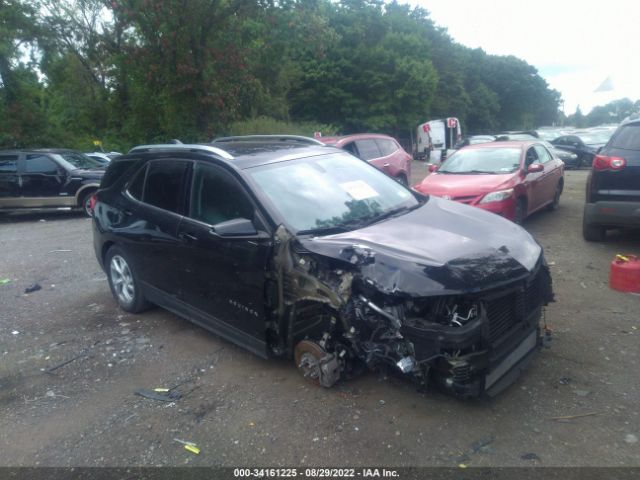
[176,162,272,356]
[19,154,71,207]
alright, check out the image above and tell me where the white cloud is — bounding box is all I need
[412,0,640,114]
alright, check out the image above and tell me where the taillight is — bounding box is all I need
[593,155,626,171]
[89,193,98,211]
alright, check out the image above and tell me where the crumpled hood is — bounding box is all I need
[299,196,542,296]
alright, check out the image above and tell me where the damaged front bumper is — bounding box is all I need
[396,262,552,398]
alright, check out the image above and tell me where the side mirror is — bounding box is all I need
[211,218,257,237]
[428,164,438,173]
[527,163,544,173]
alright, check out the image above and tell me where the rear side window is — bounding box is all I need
[375,139,398,157]
[189,163,254,225]
[143,161,190,213]
[26,155,58,174]
[127,164,147,200]
[610,124,640,150]
[0,155,18,173]
[102,159,139,188]
[354,140,382,160]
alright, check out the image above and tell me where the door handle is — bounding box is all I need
[383,163,390,168]
[178,232,198,242]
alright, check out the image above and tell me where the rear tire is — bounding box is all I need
[105,246,152,313]
[582,212,606,242]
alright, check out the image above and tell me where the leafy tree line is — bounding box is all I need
[1,0,562,152]
[565,98,640,128]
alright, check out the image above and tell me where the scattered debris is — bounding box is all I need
[48,249,72,253]
[174,438,200,454]
[558,377,571,385]
[45,346,94,373]
[135,388,182,402]
[24,283,42,294]
[574,389,590,397]
[550,412,600,421]
[521,452,541,461]
[0,278,11,285]
[11,330,19,335]
[625,434,638,445]
[470,434,495,453]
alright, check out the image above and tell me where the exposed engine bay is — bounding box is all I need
[267,225,554,398]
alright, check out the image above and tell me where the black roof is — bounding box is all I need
[129,136,340,170]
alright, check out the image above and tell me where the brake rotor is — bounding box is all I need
[294,340,326,386]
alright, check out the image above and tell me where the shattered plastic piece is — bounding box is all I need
[11,330,19,335]
[184,445,200,455]
[135,388,182,402]
[0,279,11,285]
[25,283,42,294]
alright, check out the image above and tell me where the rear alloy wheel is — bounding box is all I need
[513,198,526,225]
[548,180,563,211]
[105,246,151,313]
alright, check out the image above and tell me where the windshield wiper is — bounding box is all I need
[297,225,352,236]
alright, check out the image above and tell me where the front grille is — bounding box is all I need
[486,269,544,344]
[453,195,478,204]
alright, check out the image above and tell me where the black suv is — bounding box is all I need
[583,116,640,241]
[92,136,553,398]
[0,149,104,216]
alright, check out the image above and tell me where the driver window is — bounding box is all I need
[189,163,254,226]
[525,147,539,165]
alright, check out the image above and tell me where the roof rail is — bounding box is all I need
[128,143,234,160]
[211,135,324,146]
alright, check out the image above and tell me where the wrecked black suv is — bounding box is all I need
[92,136,553,398]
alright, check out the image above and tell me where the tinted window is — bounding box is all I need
[25,155,59,174]
[0,155,18,173]
[610,124,640,150]
[375,139,398,157]
[125,164,147,200]
[143,161,189,213]
[189,163,254,225]
[534,145,552,163]
[342,142,359,157]
[354,140,382,160]
[102,159,139,189]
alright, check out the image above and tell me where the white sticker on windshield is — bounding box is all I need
[339,180,379,200]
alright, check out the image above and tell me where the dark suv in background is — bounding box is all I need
[0,149,104,216]
[583,116,640,241]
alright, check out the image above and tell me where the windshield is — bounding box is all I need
[248,153,418,233]
[53,152,104,170]
[439,147,522,174]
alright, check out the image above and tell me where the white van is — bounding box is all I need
[416,118,462,162]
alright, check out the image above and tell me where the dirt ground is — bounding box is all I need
[1,166,639,467]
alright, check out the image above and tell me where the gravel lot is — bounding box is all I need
[1,166,639,467]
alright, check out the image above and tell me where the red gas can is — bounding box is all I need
[610,254,640,293]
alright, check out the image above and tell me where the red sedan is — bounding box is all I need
[413,141,564,223]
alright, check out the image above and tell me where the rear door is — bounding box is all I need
[175,161,272,356]
[354,139,386,172]
[593,121,640,203]
[374,138,401,176]
[0,153,20,207]
[121,159,191,296]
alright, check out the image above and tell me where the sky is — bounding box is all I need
[413,0,640,116]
